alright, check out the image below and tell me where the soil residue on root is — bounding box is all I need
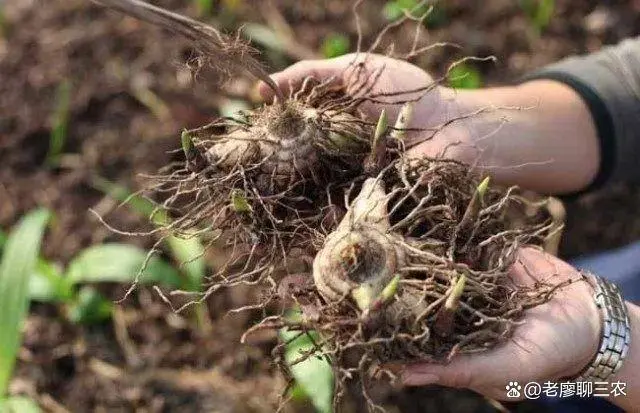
[93,1,564,411]
[247,159,560,410]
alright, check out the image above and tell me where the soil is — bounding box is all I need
[1,0,639,412]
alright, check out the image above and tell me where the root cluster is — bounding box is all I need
[95,1,565,410]
[248,159,558,410]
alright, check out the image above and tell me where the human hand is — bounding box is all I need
[258,53,470,151]
[399,248,601,400]
[258,54,601,194]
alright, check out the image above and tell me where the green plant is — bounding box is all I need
[194,0,213,17]
[0,209,50,410]
[281,316,333,413]
[40,243,181,324]
[0,396,41,413]
[91,178,209,328]
[0,216,184,326]
[383,0,447,27]
[519,0,555,32]
[320,33,350,59]
[447,63,483,89]
[384,0,424,21]
[23,242,181,325]
[91,178,206,292]
[47,80,71,167]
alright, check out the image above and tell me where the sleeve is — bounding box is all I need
[524,37,640,192]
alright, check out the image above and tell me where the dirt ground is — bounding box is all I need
[1,0,639,412]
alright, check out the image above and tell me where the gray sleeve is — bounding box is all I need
[525,37,640,192]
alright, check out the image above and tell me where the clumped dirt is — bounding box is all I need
[1,1,639,412]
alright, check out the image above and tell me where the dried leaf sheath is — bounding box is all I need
[91,0,284,100]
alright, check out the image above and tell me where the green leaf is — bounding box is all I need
[91,179,206,291]
[448,64,483,89]
[519,0,555,32]
[383,1,405,21]
[280,327,333,413]
[0,396,42,413]
[181,130,195,160]
[0,209,50,397]
[230,189,252,213]
[533,0,554,31]
[383,0,439,23]
[2,225,72,303]
[195,0,213,16]
[0,230,7,252]
[91,178,157,218]
[320,33,350,59]
[383,0,422,21]
[374,109,388,142]
[476,176,490,200]
[65,243,182,288]
[47,80,71,167]
[288,382,309,403]
[66,286,113,325]
[29,259,73,303]
[165,235,205,292]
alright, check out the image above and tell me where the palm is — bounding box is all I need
[403,249,600,401]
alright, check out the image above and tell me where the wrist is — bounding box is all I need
[416,81,600,194]
[563,276,605,379]
[566,274,632,383]
[557,275,603,379]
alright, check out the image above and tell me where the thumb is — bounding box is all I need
[401,356,474,388]
[401,345,521,391]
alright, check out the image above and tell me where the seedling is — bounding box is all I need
[0,210,49,411]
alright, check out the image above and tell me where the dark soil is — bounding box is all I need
[1,0,639,412]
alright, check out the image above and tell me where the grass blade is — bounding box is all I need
[65,243,182,288]
[0,209,50,397]
[280,317,333,413]
[0,230,7,251]
[47,80,72,167]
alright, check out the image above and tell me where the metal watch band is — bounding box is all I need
[574,273,631,382]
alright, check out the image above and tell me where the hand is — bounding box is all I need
[400,248,601,400]
[258,53,470,151]
[258,54,601,194]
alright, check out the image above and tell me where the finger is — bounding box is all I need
[401,345,522,390]
[257,58,348,102]
[510,247,579,287]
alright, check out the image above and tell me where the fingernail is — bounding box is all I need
[402,372,440,387]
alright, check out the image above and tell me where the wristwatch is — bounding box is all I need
[572,273,631,382]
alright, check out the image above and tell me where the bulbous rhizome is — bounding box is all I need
[144,68,559,413]
[275,159,558,369]
[146,81,401,286]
